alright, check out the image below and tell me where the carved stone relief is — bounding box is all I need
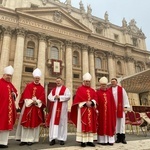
[106,51,115,58]
[27,34,37,41]
[41,0,47,5]
[38,33,46,42]
[16,28,26,37]
[53,11,62,23]
[2,26,13,36]
[65,40,72,47]
[94,22,107,34]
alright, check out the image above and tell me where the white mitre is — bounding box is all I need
[83,72,92,81]
[99,76,108,84]
[32,68,42,77]
[4,65,14,75]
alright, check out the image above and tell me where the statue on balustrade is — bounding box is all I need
[87,4,92,15]
[122,18,127,27]
[64,0,71,5]
[104,11,109,21]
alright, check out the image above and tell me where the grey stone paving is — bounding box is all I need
[6,130,150,150]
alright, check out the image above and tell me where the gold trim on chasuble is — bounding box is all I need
[103,92,107,131]
[87,89,92,128]
[25,86,38,124]
[7,85,13,125]
[32,87,37,97]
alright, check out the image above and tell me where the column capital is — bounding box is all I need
[124,56,134,62]
[1,26,13,36]
[81,44,88,50]
[38,33,47,42]
[89,47,95,53]
[106,51,115,58]
[47,39,51,46]
[16,28,26,37]
[65,40,72,47]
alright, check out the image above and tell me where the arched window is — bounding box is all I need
[136,65,142,73]
[50,46,59,60]
[73,51,79,65]
[26,41,35,58]
[117,61,122,74]
[95,57,102,69]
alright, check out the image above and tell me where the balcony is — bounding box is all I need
[24,56,37,63]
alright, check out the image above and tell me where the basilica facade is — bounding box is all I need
[0,0,150,108]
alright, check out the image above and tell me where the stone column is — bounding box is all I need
[89,48,96,89]
[125,56,137,105]
[37,34,46,86]
[12,28,26,106]
[7,0,16,9]
[65,40,73,109]
[123,32,129,44]
[107,52,116,80]
[141,39,147,50]
[82,45,89,75]
[126,57,135,75]
[44,82,48,106]
[0,26,13,77]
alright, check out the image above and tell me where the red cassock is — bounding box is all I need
[0,78,18,130]
[71,85,98,133]
[96,89,116,136]
[19,82,46,128]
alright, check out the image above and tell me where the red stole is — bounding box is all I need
[117,86,123,118]
[48,86,66,125]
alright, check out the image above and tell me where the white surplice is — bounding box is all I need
[0,131,9,145]
[15,99,42,142]
[97,135,115,144]
[48,86,71,142]
[112,86,130,133]
[76,101,97,143]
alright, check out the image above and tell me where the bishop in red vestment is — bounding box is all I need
[71,72,98,147]
[0,66,18,148]
[15,68,46,146]
[97,77,116,145]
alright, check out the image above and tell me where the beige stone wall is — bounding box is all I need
[0,1,150,107]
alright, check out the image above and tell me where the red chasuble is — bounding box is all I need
[0,78,18,130]
[71,85,98,133]
[19,82,46,128]
[110,86,123,118]
[47,86,66,125]
[97,89,116,136]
